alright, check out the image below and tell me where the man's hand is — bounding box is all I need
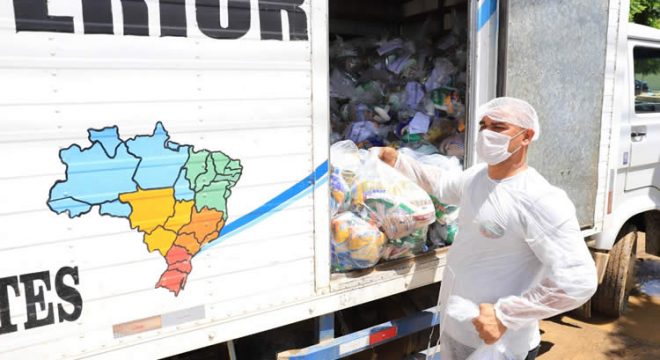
[377,147,398,167]
[472,303,507,345]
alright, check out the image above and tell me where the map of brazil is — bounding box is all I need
[47,122,243,295]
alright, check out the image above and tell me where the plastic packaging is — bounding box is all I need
[430,196,459,225]
[330,69,357,99]
[351,151,435,240]
[345,120,378,144]
[377,38,404,56]
[330,140,361,184]
[354,81,385,105]
[424,118,450,144]
[382,227,429,260]
[330,168,352,216]
[398,148,462,182]
[331,212,386,272]
[425,58,456,92]
[442,296,529,360]
[405,82,425,108]
[439,133,465,159]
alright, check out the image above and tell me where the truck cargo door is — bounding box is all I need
[497,0,611,228]
[625,43,660,192]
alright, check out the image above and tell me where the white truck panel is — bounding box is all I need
[0,1,327,357]
[309,0,331,293]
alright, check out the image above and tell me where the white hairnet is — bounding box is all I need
[477,97,540,141]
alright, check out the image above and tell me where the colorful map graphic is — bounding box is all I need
[47,122,242,295]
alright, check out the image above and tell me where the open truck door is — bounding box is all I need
[498,0,652,317]
[497,0,612,230]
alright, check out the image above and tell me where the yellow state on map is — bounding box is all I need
[145,226,178,256]
[163,200,194,232]
[119,188,175,233]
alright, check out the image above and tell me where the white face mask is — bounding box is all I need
[476,129,526,165]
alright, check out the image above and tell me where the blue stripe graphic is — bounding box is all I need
[477,0,497,31]
[200,161,329,252]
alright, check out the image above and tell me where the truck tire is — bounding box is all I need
[592,224,637,317]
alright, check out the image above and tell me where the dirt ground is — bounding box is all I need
[538,235,660,360]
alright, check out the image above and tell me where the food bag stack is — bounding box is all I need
[330,141,459,273]
[329,30,468,163]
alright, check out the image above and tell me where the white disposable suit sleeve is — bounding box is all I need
[494,192,598,331]
[393,152,464,205]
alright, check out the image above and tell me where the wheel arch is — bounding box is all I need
[593,188,660,251]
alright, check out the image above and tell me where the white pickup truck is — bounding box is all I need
[0,0,657,358]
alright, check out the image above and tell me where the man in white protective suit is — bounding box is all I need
[378,97,598,360]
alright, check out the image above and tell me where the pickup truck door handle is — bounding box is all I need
[631,131,647,142]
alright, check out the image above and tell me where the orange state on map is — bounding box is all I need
[179,207,225,246]
[173,233,201,255]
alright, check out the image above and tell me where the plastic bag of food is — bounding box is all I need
[386,51,416,75]
[430,195,459,225]
[439,133,465,160]
[351,151,435,239]
[330,168,352,216]
[382,226,429,260]
[377,38,404,56]
[330,68,357,99]
[429,222,458,247]
[425,117,455,145]
[405,82,425,108]
[331,212,386,272]
[345,120,378,144]
[330,140,361,180]
[397,148,462,230]
[354,81,385,105]
[430,86,460,114]
[425,58,456,92]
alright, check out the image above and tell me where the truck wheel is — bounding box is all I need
[592,224,637,317]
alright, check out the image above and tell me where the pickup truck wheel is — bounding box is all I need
[592,224,637,317]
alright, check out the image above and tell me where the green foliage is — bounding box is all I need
[636,58,660,76]
[630,0,660,29]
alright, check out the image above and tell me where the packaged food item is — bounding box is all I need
[382,227,429,260]
[329,32,468,157]
[352,151,435,239]
[425,58,456,92]
[430,196,459,224]
[330,168,351,216]
[331,212,386,272]
[327,27,470,271]
[428,222,457,247]
[330,69,357,99]
[330,140,361,176]
[438,132,465,160]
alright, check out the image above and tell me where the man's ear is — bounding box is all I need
[522,129,534,145]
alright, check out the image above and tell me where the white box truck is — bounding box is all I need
[0,0,657,358]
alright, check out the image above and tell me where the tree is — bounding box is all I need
[630,0,660,29]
